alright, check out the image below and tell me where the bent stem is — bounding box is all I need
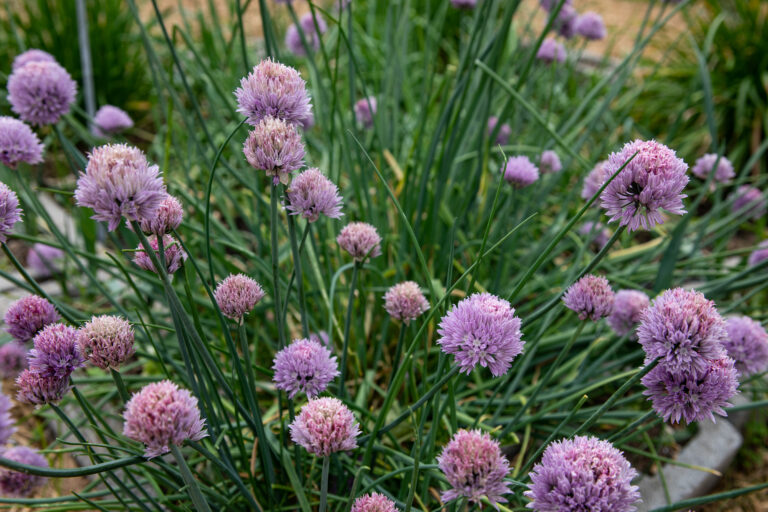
[338,262,360,399]
[170,444,213,512]
[319,455,331,512]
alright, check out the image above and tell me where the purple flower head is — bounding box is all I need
[354,97,377,128]
[0,446,48,497]
[383,281,429,324]
[563,274,615,321]
[16,369,69,405]
[337,222,382,262]
[575,11,606,40]
[133,234,187,275]
[539,0,572,11]
[285,168,344,222]
[438,429,511,507]
[123,380,208,459]
[487,116,511,146]
[310,330,331,348]
[289,397,360,456]
[503,156,539,188]
[26,243,64,278]
[437,293,524,376]
[723,316,768,377]
[7,61,77,125]
[749,240,768,267]
[581,160,610,201]
[244,116,306,185]
[691,154,734,184]
[351,493,398,512]
[638,288,727,374]
[600,140,688,232]
[12,49,56,72]
[77,315,135,370]
[138,194,183,235]
[731,186,766,220]
[0,393,16,446]
[554,5,578,39]
[235,58,313,127]
[0,116,44,169]
[451,0,477,9]
[93,105,134,137]
[27,324,84,380]
[536,38,566,63]
[0,342,27,378]
[286,13,328,56]
[0,182,22,243]
[642,355,738,424]
[75,144,167,231]
[4,295,59,343]
[272,338,340,399]
[213,274,265,320]
[539,150,562,174]
[524,436,640,512]
[578,221,611,249]
[607,290,650,337]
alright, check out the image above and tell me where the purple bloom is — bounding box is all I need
[337,222,382,262]
[749,240,768,267]
[536,38,566,63]
[12,49,56,72]
[562,274,614,321]
[575,11,606,40]
[354,97,377,128]
[691,154,734,184]
[0,446,48,497]
[285,168,344,222]
[600,140,688,232]
[539,0,572,11]
[539,150,562,174]
[16,369,69,405]
[235,58,312,127]
[723,316,768,377]
[7,61,77,125]
[554,5,578,39]
[437,293,524,376]
[4,295,59,343]
[351,493,397,512]
[93,105,134,137]
[123,380,208,459]
[289,397,360,456]
[26,243,64,278]
[244,116,306,185]
[138,194,183,235]
[285,13,328,56]
[213,274,265,320]
[637,288,727,374]
[578,221,611,249]
[383,281,429,324]
[75,144,167,231]
[0,116,44,168]
[642,355,738,424]
[0,182,22,243]
[272,338,339,398]
[0,342,27,378]
[27,324,84,380]
[524,436,640,512]
[731,185,766,220]
[438,429,511,507]
[77,315,135,370]
[310,330,330,347]
[450,0,477,9]
[607,290,650,337]
[581,160,610,201]
[503,156,539,188]
[133,234,187,275]
[0,393,16,446]
[487,116,511,146]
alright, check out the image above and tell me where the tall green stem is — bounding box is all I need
[287,215,309,338]
[170,444,213,512]
[110,368,131,403]
[271,185,286,348]
[319,456,330,512]
[338,262,360,398]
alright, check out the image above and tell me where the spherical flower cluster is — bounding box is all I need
[272,338,339,398]
[723,316,768,377]
[437,429,511,507]
[138,194,183,235]
[0,393,16,446]
[0,182,22,244]
[213,274,265,319]
[581,160,610,200]
[450,0,477,8]
[575,12,606,40]
[285,168,343,222]
[7,61,77,125]
[536,38,566,63]
[12,49,56,72]
[289,397,360,456]
[244,116,306,185]
[607,290,650,337]
[691,154,734,184]
[563,274,615,321]
[350,493,398,512]
[93,105,134,137]
[437,293,524,376]
[133,234,187,275]
[354,97,377,128]
[731,186,766,220]
[539,150,562,174]
[77,315,135,370]
[123,380,208,458]
[383,281,429,324]
[4,295,59,343]
[749,240,768,267]
[337,222,382,261]
[75,144,167,231]
[487,116,511,146]
[0,446,48,497]
[0,116,45,169]
[235,58,312,127]
[0,342,27,378]
[524,436,640,512]
[16,369,70,405]
[26,243,64,278]
[286,13,328,56]
[578,221,611,249]
[27,324,84,380]
[554,4,578,39]
[503,156,539,188]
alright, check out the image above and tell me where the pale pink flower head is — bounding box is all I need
[536,38,566,63]
[16,369,70,405]
[213,274,265,320]
[731,185,766,220]
[243,116,306,185]
[0,342,27,378]
[350,493,397,512]
[289,397,360,456]
[272,338,339,398]
[26,243,64,277]
[607,290,650,337]
[12,49,56,72]
[27,324,84,380]
[723,316,768,377]
[0,116,44,169]
[539,150,562,174]
[93,105,134,137]
[7,61,77,125]
[235,58,312,127]
[337,222,382,262]
[77,315,135,370]
[285,168,343,222]
[383,281,429,324]
[0,182,22,243]
[123,380,208,458]
[691,154,734,184]
[0,446,48,497]
[139,194,183,235]
[503,156,539,188]
[133,234,187,275]
[4,295,59,343]
[581,160,610,201]
[437,429,511,507]
[354,97,377,128]
[487,116,511,146]
[562,274,615,321]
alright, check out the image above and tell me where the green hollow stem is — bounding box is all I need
[110,368,131,403]
[319,456,331,512]
[287,215,309,338]
[271,184,287,348]
[238,320,258,410]
[170,444,213,512]
[387,324,408,390]
[338,262,360,399]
